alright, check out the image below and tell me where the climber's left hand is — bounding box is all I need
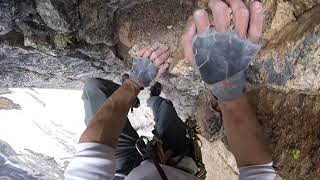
[129,43,171,88]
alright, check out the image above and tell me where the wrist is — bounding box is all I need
[218,95,247,109]
[208,71,246,101]
[128,75,144,90]
[125,79,142,92]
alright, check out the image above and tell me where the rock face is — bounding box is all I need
[0,97,21,110]
[289,0,320,16]
[78,0,116,45]
[0,0,16,35]
[35,0,80,33]
[247,87,320,180]
[0,43,124,89]
[248,5,320,94]
[0,0,320,179]
[115,0,194,57]
[0,139,64,179]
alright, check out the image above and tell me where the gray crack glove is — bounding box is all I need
[192,28,261,101]
[129,57,159,88]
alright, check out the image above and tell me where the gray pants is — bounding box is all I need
[82,78,192,176]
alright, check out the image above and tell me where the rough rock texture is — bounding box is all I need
[247,87,320,180]
[35,0,80,33]
[196,86,320,180]
[248,5,320,94]
[289,0,320,16]
[0,0,16,35]
[115,0,194,64]
[0,97,21,110]
[16,20,57,54]
[78,0,116,45]
[0,43,123,89]
[0,139,64,179]
[200,137,238,180]
[194,89,223,141]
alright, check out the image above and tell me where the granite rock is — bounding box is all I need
[78,0,117,45]
[0,0,16,35]
[0,43,124,89]
[35,0,80,33]
[248,5,320,94]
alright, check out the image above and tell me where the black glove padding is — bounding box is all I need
[192,27,261,101]
[130,57,159,88]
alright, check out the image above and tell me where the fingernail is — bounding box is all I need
[194,9,206,17]
[254,1,262,11]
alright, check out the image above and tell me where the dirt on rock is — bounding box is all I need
[115,0,195,67]
[247,87,320,180]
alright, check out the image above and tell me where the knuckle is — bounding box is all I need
[152,52,158,57]
[160,52,169,58]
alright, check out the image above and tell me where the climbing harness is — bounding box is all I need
[135,119,207,180]
[185,118,207,179]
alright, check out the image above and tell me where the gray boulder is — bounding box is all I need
[248,6,320,94]
[35,0,80,33]
[0,43,124,89]
[78,0,116,45]
[0,0,16,35]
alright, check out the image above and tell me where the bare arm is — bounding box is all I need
[64,45,170,179]
[219,96,272,167]
[79,80,140,148]
[182,0,273,167]
[79,43,170,148]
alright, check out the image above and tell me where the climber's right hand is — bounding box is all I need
[182,0,263,101]
[129,43,170,89]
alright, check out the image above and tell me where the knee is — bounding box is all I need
[83,78,103,96]
[159,99,174,109]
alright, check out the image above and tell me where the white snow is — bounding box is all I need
[0,88,155,167]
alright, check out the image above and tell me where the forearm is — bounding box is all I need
[79,80,140,148]
[219,96,272,167]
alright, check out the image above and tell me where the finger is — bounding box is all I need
[193,9,211,34]
[149,47,169,61]
[209,0,231,32]
[142,43,160,59]
[182,22,197,69]
[227,0,250,38]
[248,1,263,43]
[138,47,148,57]
[164,58,173,65]
[155,63,170,81]
[154,51,170,66]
